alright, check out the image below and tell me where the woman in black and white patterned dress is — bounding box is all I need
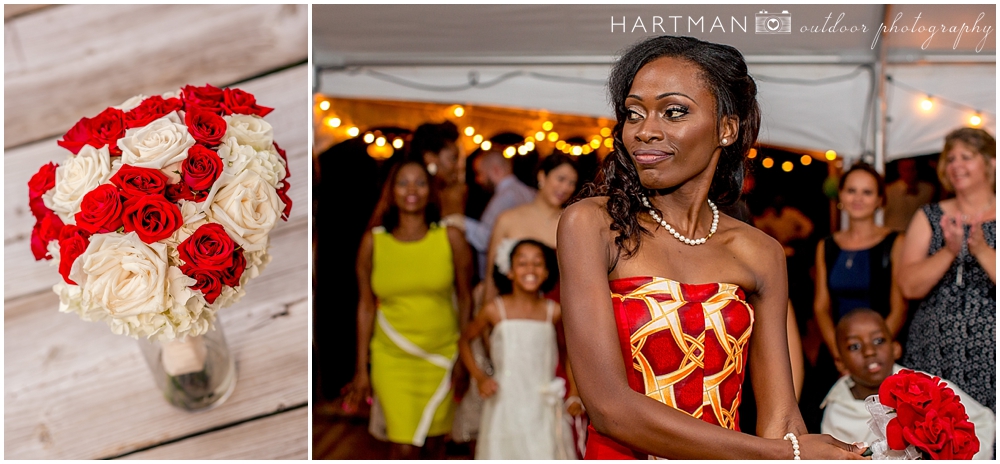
[897,127,996,413]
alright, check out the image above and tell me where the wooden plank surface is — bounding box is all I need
[4,4,307,148]
[4,220,308,459]
[120,407,309,460]
[4,65,309,300]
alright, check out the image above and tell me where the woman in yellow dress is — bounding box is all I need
[344,160,474,459]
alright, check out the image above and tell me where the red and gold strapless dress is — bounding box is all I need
[585,276,755,460]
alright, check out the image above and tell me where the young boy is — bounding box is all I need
[820,308,995,459]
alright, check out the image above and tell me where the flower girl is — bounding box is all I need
[458,239,580,459]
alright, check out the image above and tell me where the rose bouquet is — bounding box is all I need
[863,369,980,460]
[29,83,292,339]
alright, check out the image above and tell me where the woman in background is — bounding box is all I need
[897,127,996,413]
[344,160,474,459]
[410,121,465,217]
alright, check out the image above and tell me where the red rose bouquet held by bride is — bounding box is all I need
[27,84,293,410]
[863,369,980,460]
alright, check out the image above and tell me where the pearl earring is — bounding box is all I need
[427,163,438,176]
[721,138,728,145]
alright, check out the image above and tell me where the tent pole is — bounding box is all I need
[873,5,890,177]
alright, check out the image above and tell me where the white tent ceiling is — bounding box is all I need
[314,4,996,161]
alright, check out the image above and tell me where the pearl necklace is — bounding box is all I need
[640,195,719,246]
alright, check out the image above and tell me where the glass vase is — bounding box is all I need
[137,320,237,411]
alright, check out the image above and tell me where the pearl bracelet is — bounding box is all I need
[783,433,801,460]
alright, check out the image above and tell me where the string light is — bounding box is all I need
[748,148,757,159]
[825,150,837,160]
[920,97,933,111]
[363,133,375,144]
[555,140,567,150]
[347,126,360,137]
[535,131,545,141]
[600,127,612,137]
[517,145,529,155]
[504,146,516,157]
[473,134,484,144]
[782,161,794,172]
[571,146,583,156]
[582,145,593,155]
[375,136,386,147]
[800,155,812,166]
[525,141,535,151]
[392,138,404,149]
[590,138,601,149]
[604,138,614,148]
[319,101,331,111]
[970,114,983,127]
[481,141,492,151]
[547,132,559,142]
[452,105,465,117]
[762,157,774,168]
[325,117,341,128]
[525,136,535,143]
[464,126,475,136]
[542,121,554,131]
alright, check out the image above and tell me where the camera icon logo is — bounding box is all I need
[755,10,791,34]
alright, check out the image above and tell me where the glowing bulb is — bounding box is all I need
[747,148,757,159]
[582,145,593,155]
[363,133,375,144]
[782,161,794,172]
[542,121,554,131]
[762,157,774,168]
[825,150,837,160]
[319,100,331,111]
[555,140,566,150]
[920,98,933,111]
[473,134,484,144]
[800,155,812,166]
[465,126,475,136]
[547,132,559,142]
[518,145,529,155]
[590,138,601,149]
[525,141,535,151]
[504,146,516,157]
[375,136,386,147]
[525,136,535,143]
[325,117,341,128]
[393,138,404,149]
[970,114,983,127]
[535,131,545,141]
[347,126,360,137]
[481,141,492,151]
[604,138,614,148]
[453,106,465,117]
[600,127,612,137]
[571,146,583,156]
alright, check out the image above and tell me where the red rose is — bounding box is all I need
[218,249,247,287]
[182,84,225,114]
[222,88,273,117]
[28,162,58,200]
[124,95,183,129]
[178,223,237,271]
[878,369,940,414]
[182,145,224,191]
[121,194,183,243]
[109,165,169,200]
[30,211,65,261]
[165,182,207,203]
[273,141,289,178]
[182,266,224,304]
[58,227,92,285]
[57,117,93,154]
[276,180,292,221]
[89,108,126,156]
[75,184,124,234]
[184,108,228,147]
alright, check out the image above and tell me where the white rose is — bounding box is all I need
[214,136,256,175]
[224,114,273,151]
[118,113,194,169]
[53,281,106,322]
[245,147,287,188]
[113,94,147,112]
[71,232,169,319]
[207,169,284,252]
[43,146,113,223]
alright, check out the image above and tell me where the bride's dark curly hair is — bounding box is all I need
[577,35,761,261]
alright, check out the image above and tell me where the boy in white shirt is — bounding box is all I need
[820,308,994,459]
